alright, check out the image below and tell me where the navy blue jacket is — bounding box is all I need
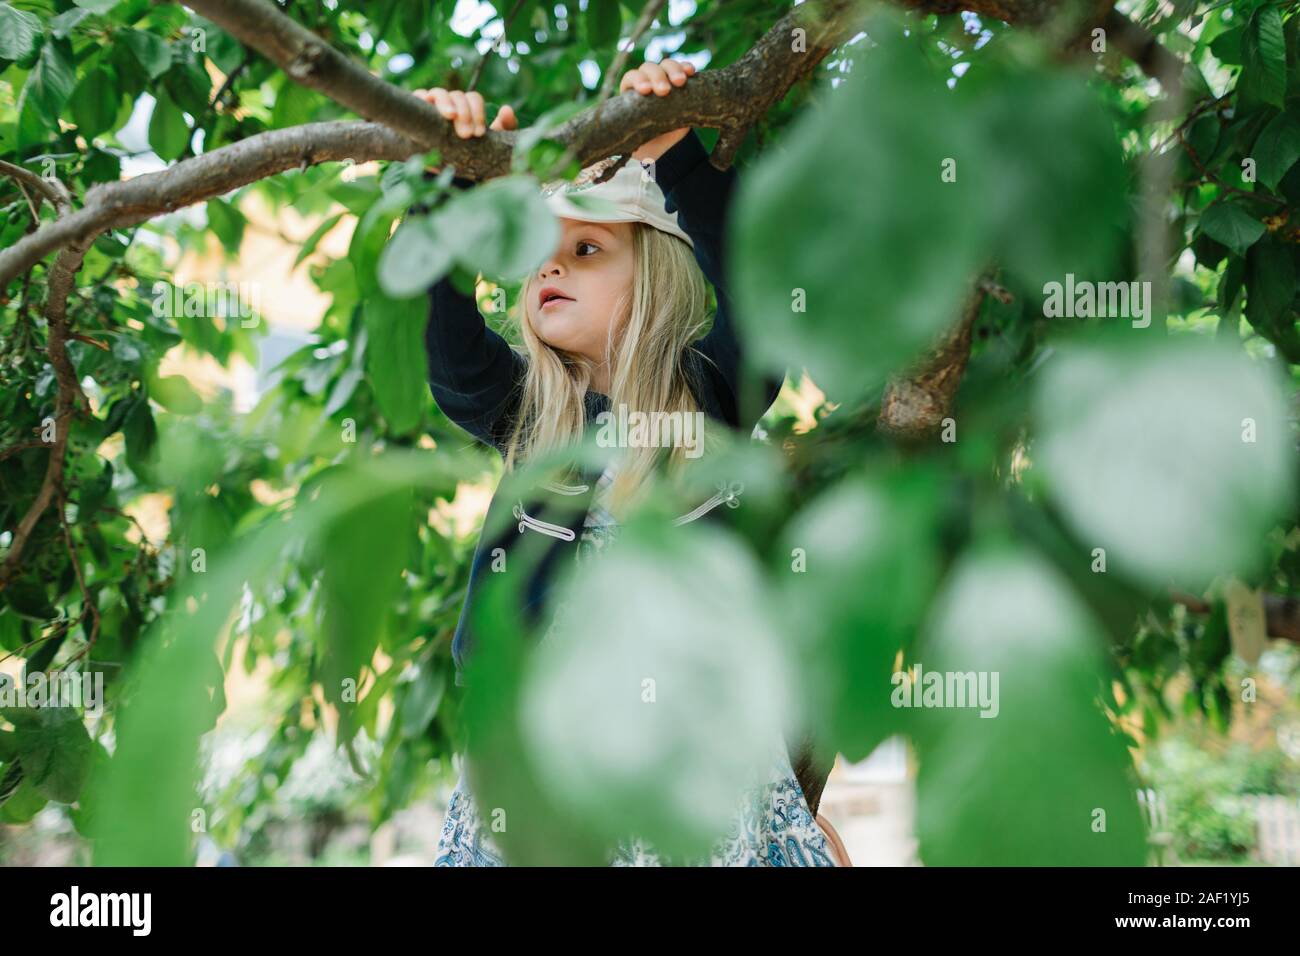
[424,129,783,687]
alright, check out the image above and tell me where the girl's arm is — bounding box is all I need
[426,260,527,454]
[415,90,526,453]
[624,62,786,426]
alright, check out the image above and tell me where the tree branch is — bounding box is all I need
[187,0,867,177]
[1172,591,1300,646]
[1100,8,1186,98]
[877,277,990,440]
[184,0,514,177]
[0,121,417,287]
[0,239,88,593]
[0,158,72,215]
[0,2,871,286]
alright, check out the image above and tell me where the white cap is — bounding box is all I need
[540,155,694,248]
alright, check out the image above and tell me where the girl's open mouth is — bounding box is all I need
[538,286,575,310]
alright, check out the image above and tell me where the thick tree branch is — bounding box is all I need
[0,2,868,286]
[188,0,866,177]
[877,278,990,440]
[184,0,514,177]
[0,121,417,288]
[1172,591,1300,646]
[1,0,1187,291]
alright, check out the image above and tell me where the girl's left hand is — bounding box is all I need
[620,58,697,162]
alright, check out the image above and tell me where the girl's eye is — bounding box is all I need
[576,241,599,256]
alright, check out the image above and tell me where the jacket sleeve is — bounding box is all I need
[424,179,527,454]
[650,129,785,426]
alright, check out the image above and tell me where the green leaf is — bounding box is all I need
[271,79,317,128]
[1241,5,1287,110]
[377,214,453,298]
[162,52,213,117]
[205,198,246,253]
[1199,202,1266,255]
[0,3,42,60]
[0,777,48,823]
[1244,238,1300,360]
[1253,112,1300,190]
[1034,336,1294,592]
[1210,25,1243,65]
[779,468,943,760]
[350,200,399,296]
[398,664,446,739]
[293,211,344,270]
[121,28,172,80]
[69,67,119,139]
[73,0,120,12]
[318,478,415,722]
[17,39,76,146]
[1219,254,1246,314]
[364,293,430,434]
[148,88,190,161]
[734,19,1123,400]
[441,176,561,280]
[514,517,797,861]
[504,1,538,44]
[15,710,93,804]
[49,8,90,39]
[123,395,159,475]
[586,0,622,49]
[149,374,203,415]
[1,575,58,621]
[912,545,1146,865]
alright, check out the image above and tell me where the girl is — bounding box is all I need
[417,59,845,866]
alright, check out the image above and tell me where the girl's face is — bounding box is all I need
[527,217,636,365]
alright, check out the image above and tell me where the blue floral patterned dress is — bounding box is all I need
[435,466,837,866]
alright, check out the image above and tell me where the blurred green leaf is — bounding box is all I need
[148,88,190,161]
[912,545,1146,865]
[364,292,428,433]
[377,214,452,298]
[779,468,943,761]
[1033,335,1294,592]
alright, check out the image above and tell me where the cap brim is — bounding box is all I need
[544,192,633,223]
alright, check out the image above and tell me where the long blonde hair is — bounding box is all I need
[504,221,717,515]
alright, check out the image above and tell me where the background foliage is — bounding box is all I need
[1,0,1298,865]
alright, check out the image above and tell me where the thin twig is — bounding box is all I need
[57,485,100,655]
[467,0,530,93]
[1181,128,1287,208]
[0,158,73,214]
[0,440,47,464]
[211,49,255,110]
[597,0,668,104]
[0,624,76,667]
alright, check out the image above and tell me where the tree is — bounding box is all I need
[0,0,1297,865]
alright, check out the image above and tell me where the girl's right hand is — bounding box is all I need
[412,87,518,139]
